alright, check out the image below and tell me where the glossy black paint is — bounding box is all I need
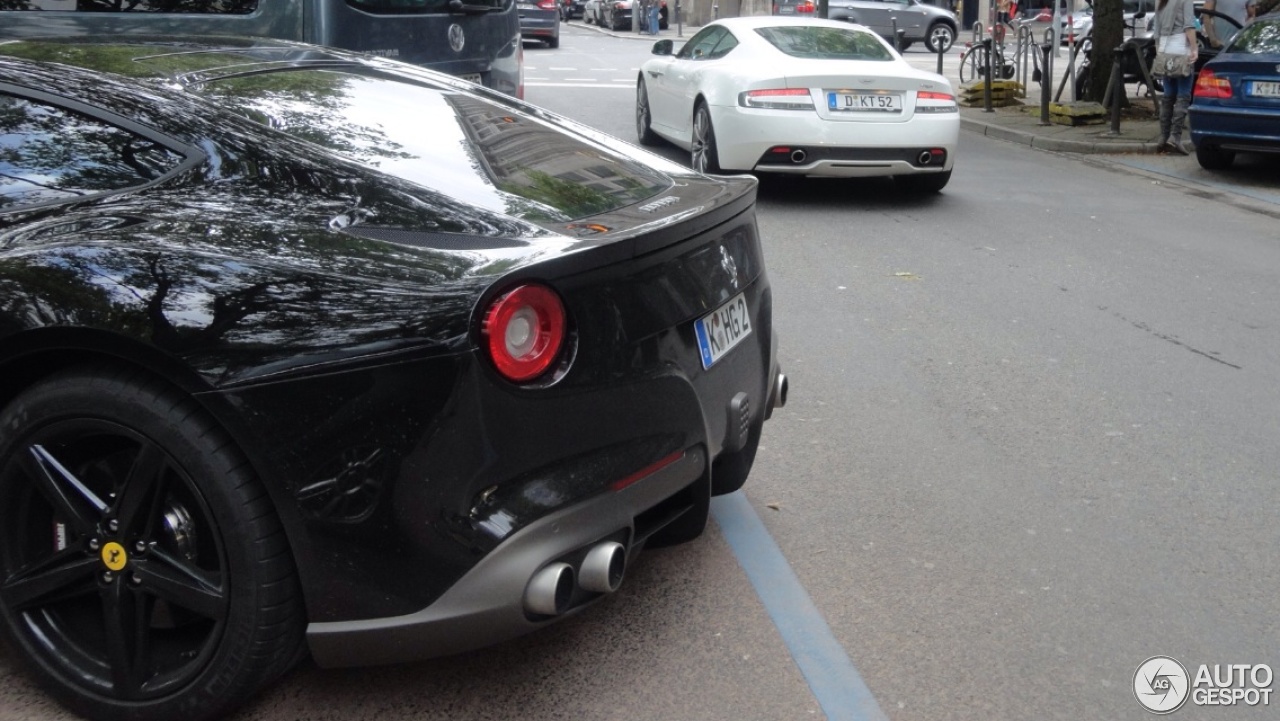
[0,38,776,630]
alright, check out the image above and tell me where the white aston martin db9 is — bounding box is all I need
[636,16,959,192]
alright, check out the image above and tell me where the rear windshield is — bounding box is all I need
[345,0,503,12]
[195,69,669,221]
[754,26,893,61]
[1226,18,1280,54]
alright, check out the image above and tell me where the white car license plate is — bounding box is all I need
[828,92,901,112]
[1248,80,1280,98]
[694,293,752,370]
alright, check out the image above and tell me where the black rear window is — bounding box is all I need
[196,69,669,221]
[345,0,503,12]
[8,0,257,12]
[755,26,893,61]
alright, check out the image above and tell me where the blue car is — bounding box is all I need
[1189,12,1280,170]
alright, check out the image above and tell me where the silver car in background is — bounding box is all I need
[826,0,959,53]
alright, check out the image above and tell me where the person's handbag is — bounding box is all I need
[1153,26,1193,78]
[1153,51,1193,78]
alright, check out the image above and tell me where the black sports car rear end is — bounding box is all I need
[0,37,783,721]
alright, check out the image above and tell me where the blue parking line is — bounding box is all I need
[711,492,888,721]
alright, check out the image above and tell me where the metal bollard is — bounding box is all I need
[983,37,993,112]
[1039,42,1053,126]
[1105,44,1124,135]
[676,0,682,37]
[712,2,718,19]
[891,17,901,51]
[936,38,944,75]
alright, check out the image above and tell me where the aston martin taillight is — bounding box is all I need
[482,283,566,382]
[739,88,815,109]
[916,90,958,113]
[1194,69,1232,99]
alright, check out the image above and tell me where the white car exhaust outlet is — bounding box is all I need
[790,149,807,164]
[525,562,575,616]
[579,542,626,593]
[918,150,934,165]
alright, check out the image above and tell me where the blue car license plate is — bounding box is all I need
[694,293,751,370]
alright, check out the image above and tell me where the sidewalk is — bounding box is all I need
[958,97,1164,154]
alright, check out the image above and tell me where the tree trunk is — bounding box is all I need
[1089,0,1125,104]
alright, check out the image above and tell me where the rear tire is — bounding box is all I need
[691,102,722,174]
[1195,142,1235,170]
[897,169,952,194]
[547,35,560,48]
[0,366,305,721]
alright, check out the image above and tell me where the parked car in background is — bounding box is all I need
[1189,12,1280,170]
[562,0,587,19]
[826,0,958,52]
[636,17,959,192]
[588,0,668,30]
[519,0,562,47]
[0,34,785,721]
[773,0,817,14]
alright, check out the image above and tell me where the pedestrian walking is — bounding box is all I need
[1152,0,1199,155]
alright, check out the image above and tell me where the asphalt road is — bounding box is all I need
[3,23,1277,721]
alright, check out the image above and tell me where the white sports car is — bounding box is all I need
[635,16,959,192]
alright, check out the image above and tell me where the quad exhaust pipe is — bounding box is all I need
[525,562,575,616]
[579,541,626,593]
[524,541,627,617]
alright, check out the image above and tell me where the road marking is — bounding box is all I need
[712,492,889,721]
[524,82,634,89]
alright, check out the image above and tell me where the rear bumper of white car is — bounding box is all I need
[710,104,959,176]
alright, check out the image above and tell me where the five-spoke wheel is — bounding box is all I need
[0,367,303,721]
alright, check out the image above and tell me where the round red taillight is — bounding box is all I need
[482,284,566,383]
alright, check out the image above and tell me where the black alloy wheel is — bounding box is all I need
[691,103,722,174]
[636,79,660,146]
[0,366,304,721]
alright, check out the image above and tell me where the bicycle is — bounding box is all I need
[960,16,1041,86]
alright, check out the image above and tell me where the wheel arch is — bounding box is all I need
[0,328,318,617]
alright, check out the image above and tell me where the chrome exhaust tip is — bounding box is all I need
[579,542,626,593]
[773,372,788,409]
[525,562,575,616]
[917,150,933,166]
[790,149,807,164]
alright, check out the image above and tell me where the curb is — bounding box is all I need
[960,115,1156,155]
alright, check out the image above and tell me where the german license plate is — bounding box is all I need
[1248,80,1280,98]
[828,91,901,112]
[694,293,752,370]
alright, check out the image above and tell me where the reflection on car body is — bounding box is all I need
[0,35,784,721]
